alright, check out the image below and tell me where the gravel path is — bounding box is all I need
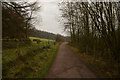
[46,42,97,78]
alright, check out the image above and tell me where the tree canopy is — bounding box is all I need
[2,2,40,39]
[60,1,120,75]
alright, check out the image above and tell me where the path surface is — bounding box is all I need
[46,42,97,78]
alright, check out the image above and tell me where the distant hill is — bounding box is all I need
[30,29,56,40]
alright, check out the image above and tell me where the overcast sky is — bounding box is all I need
[33,2,67,36]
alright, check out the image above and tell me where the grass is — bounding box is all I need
[29,37,55,42]
[29,37,55,48]
[2,37,60,78]
[68,45,119,78]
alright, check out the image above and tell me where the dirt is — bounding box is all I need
[46,42,97,78]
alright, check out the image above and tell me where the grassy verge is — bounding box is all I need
[68,45,118,78]
[2,37,60,78]
[28,43,60,78]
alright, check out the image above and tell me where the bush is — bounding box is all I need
[2,38,31,49]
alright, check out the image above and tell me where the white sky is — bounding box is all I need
[33,2,67,36]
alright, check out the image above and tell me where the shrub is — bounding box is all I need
[2,38,31,49]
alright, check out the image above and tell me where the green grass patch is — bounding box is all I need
[28,43,60,78]
[68,45,119,78]
[29,37,55,42]
[2,37,60,78]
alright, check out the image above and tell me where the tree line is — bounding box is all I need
[2,2,65,42]
[60,1,120,76]
[31,28,56,40]
[2,2,40,39]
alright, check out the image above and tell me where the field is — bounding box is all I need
[29,37,55,42]
[2,37,60,78]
